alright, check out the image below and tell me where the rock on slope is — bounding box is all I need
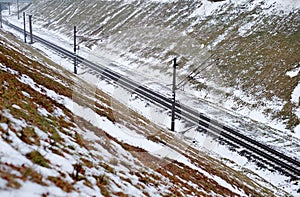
[0,30,281,196]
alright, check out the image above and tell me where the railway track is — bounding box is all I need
[4,20,300,179]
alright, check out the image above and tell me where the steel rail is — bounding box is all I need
[4,20,300,178]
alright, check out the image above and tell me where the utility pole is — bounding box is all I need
[74,26,77,74]
[8,3,11,15]
[0,4,2,28]
[17,0,19,20]
[171,58,178,132]
[28,15,33,44]
[23,12,26,43]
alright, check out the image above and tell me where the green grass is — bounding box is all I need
[25,151,50,168]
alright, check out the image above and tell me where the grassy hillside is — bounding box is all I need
[23,0,300,132]
[0,30,283,196]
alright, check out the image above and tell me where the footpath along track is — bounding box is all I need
[4,20,300,178]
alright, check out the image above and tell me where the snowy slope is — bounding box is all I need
[6,0,299,179]
[17,0,300,136]
[0,30,283,196]
[1,0,300,195]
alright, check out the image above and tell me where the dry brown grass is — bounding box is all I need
[0,163,48,188]
[20,127,41,146]
[0,170,21,189]
[94,174,110,196]
[0,28,278,196]
[80,157,93,168]
[19,166,47,186]
[47,176,74,193]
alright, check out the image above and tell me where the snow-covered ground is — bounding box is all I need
[1,1,300,195]
[16,0,299,138]
[1,25,285,196]
[192,0,300,17]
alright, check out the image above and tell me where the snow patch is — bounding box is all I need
[12,104,21,110]
[291,82,300,104]
[286,67,300,78]
[1,110,27,131]
[0,63,19,75]
[37,107,50,117]
[191,0,300,18]
[191,0,226,18]
[21,91,31,98]
[0,137,31,166]
[294,124,300,139]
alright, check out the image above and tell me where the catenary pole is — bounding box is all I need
[171,58,178,132]
[28,15,33,44]
[23,12,26,43]
[17,0,19,20]
[74,26,77,74]
[0,4,2,28]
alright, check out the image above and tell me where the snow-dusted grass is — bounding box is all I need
[2,1,300,195]
[15,0,299,136]
[0,30,281,196]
